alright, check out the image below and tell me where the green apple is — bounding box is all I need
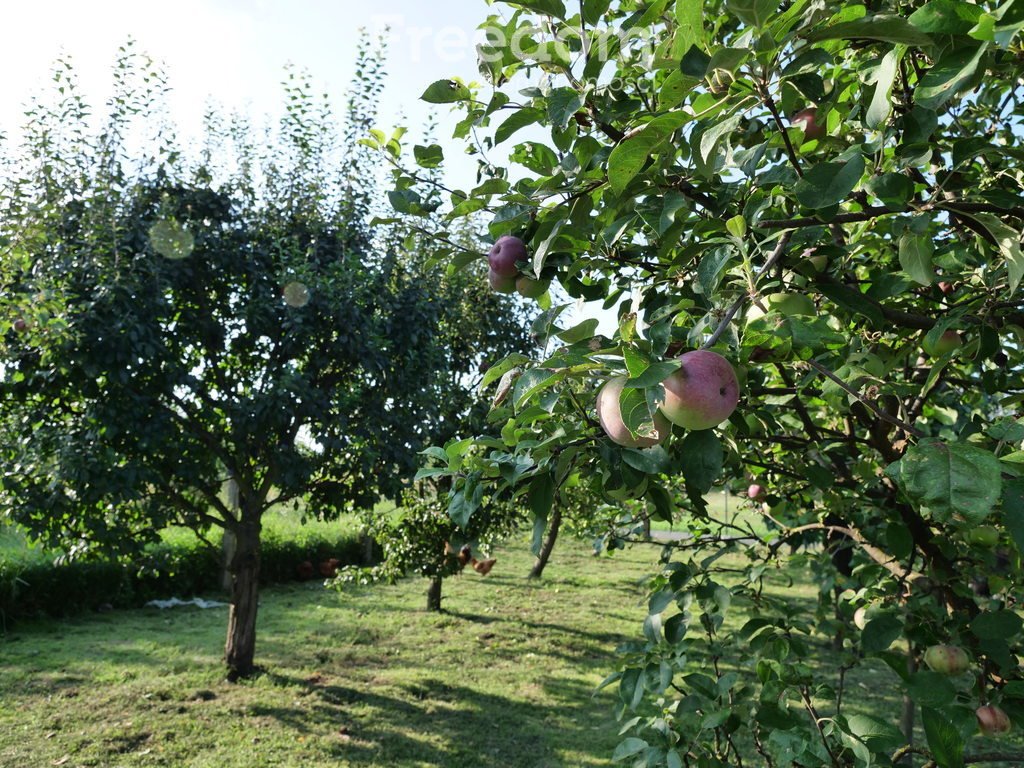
[515,275,550,299]
[766,292,815,316]
[966,526,999,547]
[923,644,970,675]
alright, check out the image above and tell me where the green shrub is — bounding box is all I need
[0,524,370,621]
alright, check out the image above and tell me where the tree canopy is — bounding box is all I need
[0,40,534,677]
[384,0,1024,764]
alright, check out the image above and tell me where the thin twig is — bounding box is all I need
[702,231,792,349]
[804,359,925,437]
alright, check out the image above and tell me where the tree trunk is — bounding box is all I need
[529,506,562,579]
[642,515,652,539]
[225,520,261,680]
[426,574,443,612]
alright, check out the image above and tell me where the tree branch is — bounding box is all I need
[803,359,925,437]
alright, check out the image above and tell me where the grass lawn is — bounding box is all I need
[0,537,664,768]
[2,534,1018,767]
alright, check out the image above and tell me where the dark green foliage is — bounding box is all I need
[0,38,533,674]
[0,527,366,620]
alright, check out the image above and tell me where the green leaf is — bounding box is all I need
[922,707,965,768]
[885,439,1002,524]
[805,15,935,45]
[910,0,984,35]
[626,360,681,388]
[646,483,675,522]
[679,45,712,78]
[866,48,900,129]
[819,282,885,327]
[623,446,671,475]
[507,0,567,18]
[612,737,648,761]
[556,318,599,344]
[862,613,902,652]
[971,610,1023,641]
[674,0,705,56]
[619,386,660,440]
[843,714,905,750]
[513,368,561,408]
[420,79,472,104]
[865,173,914,207]
[697,114,742,175]
[449,473,484,527]
[480,353,531,389]
[961,213,1024,294]
[1003,478,1024,556]
[905,672,957,708]
[547,88,584,131]
[608,113,689,193]
[916,44,988,110]
[529,472,556,520]
[726,0,779,28]
[899,233,936,285]
[413,144,444,169]
[794,155,866,209]
[680,431,724,494]
[495,108,544,145]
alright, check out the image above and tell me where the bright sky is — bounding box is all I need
[0,0,492,185]
[0,0,614,334]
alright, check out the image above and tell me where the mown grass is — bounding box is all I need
[0,538,664,768]
[1,535,1018,767]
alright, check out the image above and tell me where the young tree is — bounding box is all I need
[386,0,1024,763]
[0,41,531,678]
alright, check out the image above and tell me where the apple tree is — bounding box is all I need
[0,42,532,678]
[384,0,1024,763]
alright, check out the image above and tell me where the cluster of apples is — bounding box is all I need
[487,236,550,299]
[921,644,1012,736]
[597,350,740,446]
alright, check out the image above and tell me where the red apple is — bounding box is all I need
[923,645,970,675]
[938,281,954,295]
[488,268,517,294]
[791,107,826,141]
[976,704,1012,735]
[923,330,962,358]
[660,350,740,431]
[747,484,765,501]
[596,376,670,448]
[12,318,27,333]
[488,235,528,278]
[516,275,550,299]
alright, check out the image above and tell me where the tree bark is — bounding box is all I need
[426,574,443,611]
[529,506,562,579]
[225,519,261,680]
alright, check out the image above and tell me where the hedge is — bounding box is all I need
[0,526,375,621]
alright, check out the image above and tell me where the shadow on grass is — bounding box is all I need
[252,671,616,768]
